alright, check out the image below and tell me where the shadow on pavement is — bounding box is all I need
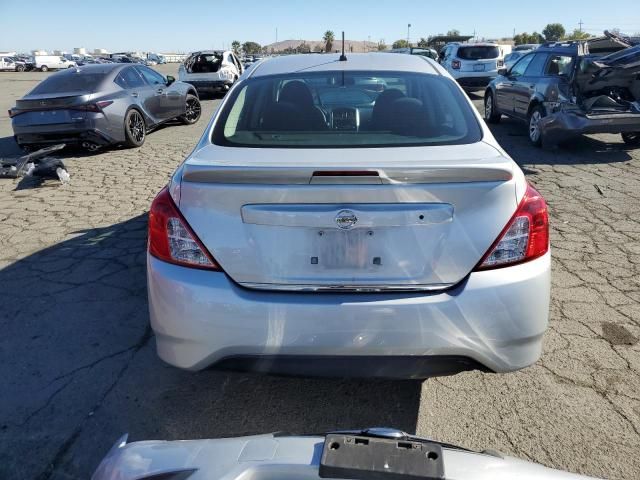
[0,135,23,157]
[487,117,634,165]
[0,215,421,480]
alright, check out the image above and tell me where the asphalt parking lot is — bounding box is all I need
[0,64,639,480]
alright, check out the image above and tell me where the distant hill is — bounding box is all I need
[263,39,379,53]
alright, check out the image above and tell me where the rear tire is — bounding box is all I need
[621,132,640,147]
[123,109,146,148]
[15,64,25,72]
[40,65,48,72]
[484,91,501,124]
[528,105,545,147]
[179,94,202,125]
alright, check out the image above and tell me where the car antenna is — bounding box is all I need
[339,31,347,61]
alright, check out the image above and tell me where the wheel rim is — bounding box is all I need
[128,111,145,143]
[529,111,542,142]
[185,98,201,122]
[485,96,493,119]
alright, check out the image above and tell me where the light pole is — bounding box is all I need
[407,23,411,47]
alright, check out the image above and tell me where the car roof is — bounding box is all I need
[454,42,499,48]
[71,63,130,74]
[249,53,441,77]
[189,50,226,55]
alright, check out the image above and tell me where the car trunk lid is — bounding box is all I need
[177,142,517,291]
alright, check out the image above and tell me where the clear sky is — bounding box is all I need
[1,0,639,53]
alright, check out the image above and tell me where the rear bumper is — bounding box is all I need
[540,110,640,145]
[455,76,496,89]
[182,80,233,93]
[14,129,114,146]
[12,115,118,146]
[147,252,551,377]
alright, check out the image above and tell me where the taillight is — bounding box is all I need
[8,109,18,118]
[70,101,113,112]
[451,60,461,70]
[148,187,221,270]
[475,184,549,270]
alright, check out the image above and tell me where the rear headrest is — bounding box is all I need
[261,102,307,131]
[279,81,314,108]
[389,98,429,137]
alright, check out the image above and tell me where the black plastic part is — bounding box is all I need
[212,355,491,379]
[319,434,444,480]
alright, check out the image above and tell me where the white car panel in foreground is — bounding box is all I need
[92,431,600,480]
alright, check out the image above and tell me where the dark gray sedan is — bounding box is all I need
[10,64,201,151]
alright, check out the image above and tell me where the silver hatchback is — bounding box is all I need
[147,53,550,378]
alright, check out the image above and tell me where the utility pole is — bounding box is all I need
[578,19,584,32]
[276,27,278,44]
[407,23,411,47]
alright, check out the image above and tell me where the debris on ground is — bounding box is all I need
[0,144,69,184]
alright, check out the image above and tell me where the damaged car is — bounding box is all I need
[178,50,244,96]
[484,41,640,147]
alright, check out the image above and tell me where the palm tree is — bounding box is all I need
[323,30,335,53]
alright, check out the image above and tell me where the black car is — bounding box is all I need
[484,42,640,147]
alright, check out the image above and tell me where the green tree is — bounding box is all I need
[323,30,335,53]
[242,41,262,55]
[446,29,460,36]
[513,32,544,45]
[392,39,409,49]
[417,37,429,48]
[377,40,387,51]
[542,23,566,41]
[231,40,241,54]
[565,29,591,40]
[529,32,544,43]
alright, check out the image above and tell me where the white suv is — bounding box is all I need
[440,43,504,91]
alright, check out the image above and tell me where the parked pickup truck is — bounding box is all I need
[484,41,640,147]
[0,56,28,72]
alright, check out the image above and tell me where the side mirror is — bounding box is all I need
[166,75,175,86]
[498,67,508,76]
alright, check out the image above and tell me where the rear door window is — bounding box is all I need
[119,67,146,88]
[457,46,500,60]
[545,55,574,76]
[524,53,549,77]
[509,54,534,77]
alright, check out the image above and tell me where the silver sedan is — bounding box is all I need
[10,63,201,151]
[147,53,550,378]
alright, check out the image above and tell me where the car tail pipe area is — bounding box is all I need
[82,141,101,151]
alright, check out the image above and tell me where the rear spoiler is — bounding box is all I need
[181,164,513,185]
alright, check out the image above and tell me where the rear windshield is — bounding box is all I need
[185,53,223,73]
[212,70,482,148]
[457,46,500,60]
[30,72,105,94]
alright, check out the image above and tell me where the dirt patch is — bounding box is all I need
[601,322,638,345]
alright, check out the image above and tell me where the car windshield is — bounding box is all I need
[29,72,105,94]
[457,46,500,60]
[213,70,482,148]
